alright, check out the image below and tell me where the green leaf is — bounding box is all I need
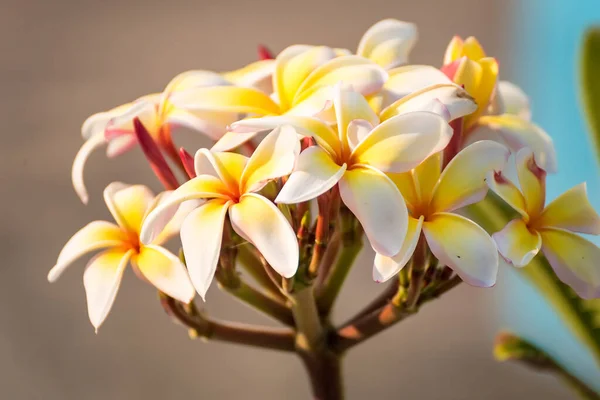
[581,26,600,163]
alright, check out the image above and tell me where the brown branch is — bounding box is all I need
[160,295,295,352]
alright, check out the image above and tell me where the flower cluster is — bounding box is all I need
[50,19,600,330]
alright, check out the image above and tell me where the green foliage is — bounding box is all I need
[581,27,600,164]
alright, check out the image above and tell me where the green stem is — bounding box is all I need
[237,244,285,301]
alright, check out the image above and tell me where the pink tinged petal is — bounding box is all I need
[134,244,195,303]
[492,219,541,267]
[48,221,128,282]
[258,45,274,60]
[423,213,499,287]
[515,147,547,218]
[72,133,107,204]
[180,199,231,299]
[430,140,510,212]
[229,194,299,278]
[383,65,453,104]
[276,146,347,204]
[211,131,261,152]
[351,111,453,173]
[293,56,388,105]
[380,84,477,123]
[486,170,528,219]
[83,248,133,331]
[339,166,408,257]
[373,216,423,283]
[229,116,340,157]
[139,175,229,244]
[357,19,417,68]
[82,111,113,140]
[240,125,300,193]
[495,81,531,120]
[103,183,155,234]
[169,86,280,116]
[540,227,600,299]
[536,183,600,234]
[475,114,557,173]
[106,134,137,158]
[194,149,248,193]
[106,99,159,139]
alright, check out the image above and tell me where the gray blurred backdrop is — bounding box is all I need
[1,0,574,398]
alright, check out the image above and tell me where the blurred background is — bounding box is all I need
[2,0,598,398]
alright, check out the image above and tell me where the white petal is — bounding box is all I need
[106,134,137,158]
[48,221,127,282]
[373,216,423,282]
[276,146,346,204]
[71,134,107,204]
[180,200,231,299]
[384,65,452,103]
[495,81,531,120]
[83,249,133,331]
[423,213,499,287]
[240,125,300,193]
[492,218,541,267]
[357,19,418,69]
[135,244,195,303]
[229,194,299,278]
[339,166,408,257]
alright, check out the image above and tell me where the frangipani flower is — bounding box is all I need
[196,45,389,151]
[73,71,240,204]
[140,126,300,299]
[275,86,454,257]
[48,183,195,330]
[375,141,509,286]
[443,36,557,172]
[489,148,600,299]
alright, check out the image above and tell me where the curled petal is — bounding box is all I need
[430,140,510,212]
[72,134,107,204]
[222,59,275,92]
[229,194,299,278]
[540,228,600,299]
[339,166,408,257]
[380,84,477,123]
[240,125,300,193]
[357,19,417,69]
[103,183,155,234]
[106,134,137,158]
[515,147,546,219]
[106,99,159,139]
[134,245,195,303]
[423,213,498,287]
[180,199,231,299]
[536,183,600,234]
[276,146,346,204]
[492,219,541,267]
[373,216,423,283]
[83,248,133,331]
[474,114,557,173]
[48,221,127,282]
[347,119,373,151]
[333,85,379,148]
[140,176,229,244]
[164,108,232,141]
[352,111,452,173]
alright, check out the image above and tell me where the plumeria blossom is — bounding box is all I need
[140,126,300,299]
[489,148,600,299]
[375,141,510,286]
[275,85,454,257]
[48,183,195,330]
[72,67,272,204]
[357,19,417,69]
